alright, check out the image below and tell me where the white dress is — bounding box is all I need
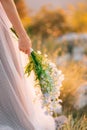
[0,2,55,130]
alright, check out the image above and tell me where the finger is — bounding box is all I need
[20,48,24,52]
[27,48,31,55]
[19,48,25,53]
[19,48,23,52]
[25,50,30,55]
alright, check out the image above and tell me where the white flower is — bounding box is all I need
[44,54,48,57]
[49,62,56,68]
[37,50,41,54]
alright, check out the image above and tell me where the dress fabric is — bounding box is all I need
[0,2,55,130]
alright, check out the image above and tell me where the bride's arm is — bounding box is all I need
[0,0,27,38]
[0,0,31,54]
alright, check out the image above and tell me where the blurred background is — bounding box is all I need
[14,0,87,129]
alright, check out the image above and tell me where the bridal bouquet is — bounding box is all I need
[25,49,64,116]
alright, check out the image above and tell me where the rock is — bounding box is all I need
[54,115,68,130]
[74,83,87,109]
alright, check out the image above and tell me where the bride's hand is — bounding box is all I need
[18,36,32,55]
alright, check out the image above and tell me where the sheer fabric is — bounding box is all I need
[0,3,55,130]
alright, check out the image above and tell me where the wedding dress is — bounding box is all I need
[0,2,56,130]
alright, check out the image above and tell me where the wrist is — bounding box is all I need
[18,30,28,39]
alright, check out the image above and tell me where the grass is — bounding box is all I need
[60,115,87,130]
[58,62,87,130]
[59,62,87,111]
